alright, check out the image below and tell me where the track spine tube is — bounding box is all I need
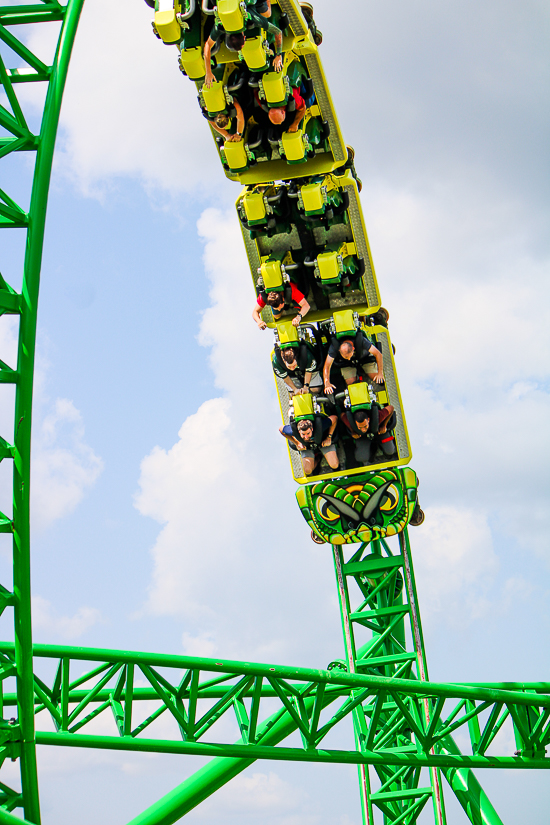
[125,691,334,825]
[399,529,447,825]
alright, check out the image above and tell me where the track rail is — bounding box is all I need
[0,1,85,820]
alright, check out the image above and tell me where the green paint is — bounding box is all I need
[296,467,419,544]
[0,1,85,820]
[0,2,545,824]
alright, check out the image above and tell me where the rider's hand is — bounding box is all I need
[228,133,242,142]
[321,436,331,448]
[258,321,267,330]
[274,54,283,72]
[204,72,214,89]
[372,372,384,383]
[324,383,336,395]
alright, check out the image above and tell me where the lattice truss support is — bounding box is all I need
[0,4,548,825]
[0,523,546,825]
[0,2,84,822]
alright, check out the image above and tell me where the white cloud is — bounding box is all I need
[134,395,260,620]
[213,771,306,813]
[191,770,321,824]
[359,179,550,562]
[196,207,274,392]
[411,508,537,629]
[134,209,339,663]
[0,321,102,531]
[49,0,220,196]
[32,595,103,640]
[133,209,275,624]
[31,397,104,530]
[182,630,218,658]
[411,505,498,621]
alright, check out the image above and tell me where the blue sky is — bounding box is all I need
[0,0,549,822]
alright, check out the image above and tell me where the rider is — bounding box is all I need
[208,98,245,142]
[340,404,396,465]
[252,284,310,329]
[203,2,283,89]
[279,413,338,475]
[323,332,384,395]
[272,345,322,394]
[253,84,307,133]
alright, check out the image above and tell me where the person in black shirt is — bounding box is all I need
[280,413,338,475]
[272,346,322,394]
[323,332,384,395]
[340,405,396,465]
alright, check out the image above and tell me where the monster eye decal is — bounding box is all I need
[317,494,361,522]
[379,484,399,513]
[361,481,392,521]
[315,496,341,523]
[297,470,419,545]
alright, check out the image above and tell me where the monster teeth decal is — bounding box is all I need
[361,481,392,521]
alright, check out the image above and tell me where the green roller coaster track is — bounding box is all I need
[0,1,547,823]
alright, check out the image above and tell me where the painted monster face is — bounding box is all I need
[296,468,419,544]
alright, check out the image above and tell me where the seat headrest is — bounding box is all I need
[292,393,314,421]
[333,309,357,337]
[276,320,299,347]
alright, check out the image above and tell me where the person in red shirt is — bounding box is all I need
[253,86,307,133]
[267,87,307,132]
[252,282,310,330]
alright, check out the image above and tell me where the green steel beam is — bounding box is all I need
[332,535,447,825]
[0,3,545,825]
[0,1,85,821]
[0,809,36,825]
[2,635,543,822]
[440,736,504,825]
[32,730,550,770]
[0,642,546,710]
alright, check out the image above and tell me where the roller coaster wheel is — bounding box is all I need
[151,22,161,39]
[313,31,323,46]
[144,0,155,7]
[311,530,325,544]
[321,120,330,140]
[300,2,314,22]
[410,505,425,527]
[327,659,348,672]
[341,191,350,210]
